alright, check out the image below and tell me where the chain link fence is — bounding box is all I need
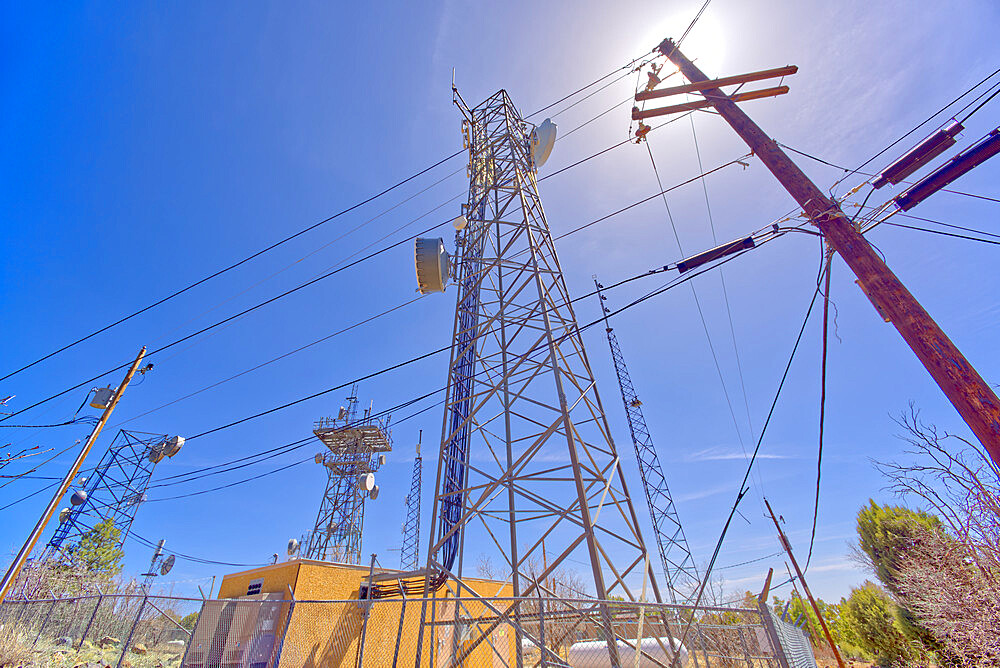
[0,592,815,667]
[0,594,199,668]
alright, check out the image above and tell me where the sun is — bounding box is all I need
[637,10,728,80]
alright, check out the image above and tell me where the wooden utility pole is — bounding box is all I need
[657,39,1000,464]
[764,499,846,668]
[0,347,147,604]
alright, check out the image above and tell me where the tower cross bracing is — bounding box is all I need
[418,89,666,665]
[42,429,166,563]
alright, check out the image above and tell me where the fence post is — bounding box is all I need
[272,585,297,668]
[115,591,148,668]
[391,582,407,668]
[757,601,791,668]
[32,596,58,648]
[77,588,104,653]
[355,554,377,668]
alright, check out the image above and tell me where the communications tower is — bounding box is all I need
[398,435,422,571]
[594,278,701,603]
[404,89,665,665]
[305,392,391,564]
[42,430,183,563]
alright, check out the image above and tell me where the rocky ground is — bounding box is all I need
[0,634,186,668]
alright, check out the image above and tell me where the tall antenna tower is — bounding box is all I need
[399,433,422,571]
[594,278,701,603]
[305,390,391,564]
[42,430,183,563]
[404,89,664,664]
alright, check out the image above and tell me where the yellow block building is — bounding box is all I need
[182,559,514,668]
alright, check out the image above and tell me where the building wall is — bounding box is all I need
[212,560,515,667]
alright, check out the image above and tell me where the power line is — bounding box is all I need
[674,270,824,646]
[0,151,463,384]
[526,51,654,119]
[3,54,658,384]
[778,141,1000,204]
[836,67,1000,188]
[127,530,264,568]
[4,151,750,425]
[806,248,834,572]
[146,396,444,502]
[689,112,757,451]
[3,213,796,512]
[879,220,1000,246]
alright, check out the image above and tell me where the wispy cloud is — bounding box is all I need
[675,483,732,503]
[683,446,794,463]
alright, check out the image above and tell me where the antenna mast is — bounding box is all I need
[305,393,391,564]
[594,277,700,603]
[399,433,422,571]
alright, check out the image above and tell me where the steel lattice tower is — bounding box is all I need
[305,396,391,564]
[399,440,422,571]
[595,278,701,603]
[42,430,167,562]
[415,89,664,665]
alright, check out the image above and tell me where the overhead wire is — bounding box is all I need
[643,136,764,513]
[777,141,1000,204]
[877,220,1000,246]
[806,246,834,572]
[674,262,825,644]
[2,86,692,424]
[2,52,660,385]
[0,151,464,384]
[3,148,750,426]
[689,111,757,452]
[832,67,1000,193]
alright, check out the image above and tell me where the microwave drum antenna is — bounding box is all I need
[357,472,375,491]
[414,238,450,294]
[287,538,300,556]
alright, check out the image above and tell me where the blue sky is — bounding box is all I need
[2,0,999,603]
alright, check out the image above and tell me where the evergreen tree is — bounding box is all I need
[834,581,921,667]
[855,501,941,649]
[72,518,124,575]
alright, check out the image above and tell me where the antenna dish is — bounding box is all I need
[530,118,557,169]
[377,454,386,467]
[287,538,300,556]
[70,490,88,506]
[160,554,175,576]
[452,215,468,231]
[163,436,184,457]
[369,484,380,500]
[59,508,70,523]
[414,238,450,294]
[357,472,375,492]
[149,435,184,464]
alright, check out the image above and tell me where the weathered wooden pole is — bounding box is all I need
[658,38,1000,464]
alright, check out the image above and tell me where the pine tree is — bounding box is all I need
[72,518,124,575]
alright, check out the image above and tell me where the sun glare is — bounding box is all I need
[637,11,727,78]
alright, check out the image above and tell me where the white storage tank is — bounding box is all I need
[566,636,687,667]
